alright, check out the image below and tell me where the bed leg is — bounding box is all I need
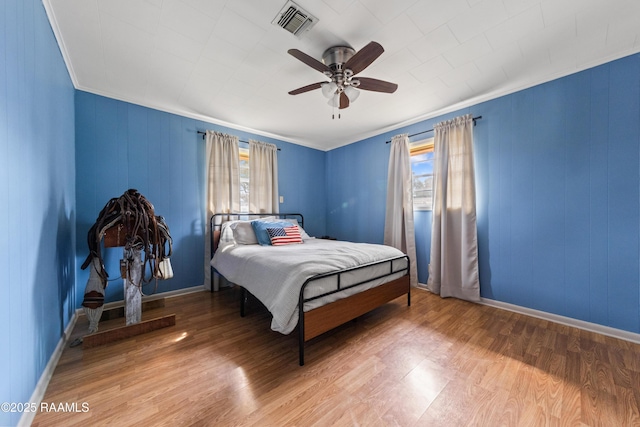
[240,287,247,317]
[408,289,411,306]
[299,313,305,366]
[299,339,305,366]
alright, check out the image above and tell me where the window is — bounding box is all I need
[239,147,249,212]
[411,138,434,210]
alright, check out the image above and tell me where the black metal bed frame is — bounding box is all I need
[210,212,410,365]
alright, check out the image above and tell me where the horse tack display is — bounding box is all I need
[81,188,173,285]
[78,189,175,346]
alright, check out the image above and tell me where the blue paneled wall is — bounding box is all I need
[75,92,326,305]
[327,54,640,335]
[0,1,76,426]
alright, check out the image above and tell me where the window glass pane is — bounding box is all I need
[410,139,434,210]
[239,148,249,212]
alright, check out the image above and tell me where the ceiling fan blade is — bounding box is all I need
[356,77,398,93]
[339,92,349,109]
[288,82,325,95]
[288,49,331,74]
[344,41,384,75]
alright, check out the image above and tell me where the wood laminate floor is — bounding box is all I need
[32,287,640,426]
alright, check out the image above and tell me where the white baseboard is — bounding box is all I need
[19,285,205,426]
[479,297,640,345]
[74,284,206,316]
[415,284,640,345]
[19,312,79,427]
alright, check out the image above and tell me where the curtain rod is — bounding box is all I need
[197,131,280,151]
[385,115,482,144]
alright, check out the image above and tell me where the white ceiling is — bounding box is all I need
[44,0,640,151]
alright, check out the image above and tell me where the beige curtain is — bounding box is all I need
[205,131,240,291]
[384,134,418,287]
[427,114,480,302]
[249,140,279,214]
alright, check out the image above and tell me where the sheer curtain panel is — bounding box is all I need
[249,140,279,214]
[205,131,240,291]
[427,114,480,302]
[384,134,418,287]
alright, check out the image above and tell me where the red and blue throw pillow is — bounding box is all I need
[251,220,292,245]
[267,226,303,246]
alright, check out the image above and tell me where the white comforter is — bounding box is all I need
[211,239,406,334]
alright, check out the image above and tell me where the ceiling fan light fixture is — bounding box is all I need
[344,86,360,103]
[328,93,340,107]
[321,81,337,98]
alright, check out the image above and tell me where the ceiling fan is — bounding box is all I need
[287,41,398,110]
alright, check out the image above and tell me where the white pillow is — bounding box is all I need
[231,221,258,245]
[282,218,312,240]
[218,221,237,246]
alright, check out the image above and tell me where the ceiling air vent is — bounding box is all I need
[272,1,318,38]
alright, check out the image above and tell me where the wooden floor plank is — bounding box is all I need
[32,287,640,427]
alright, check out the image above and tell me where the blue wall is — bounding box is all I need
[0,1,76,426]
[326,54,640,335]
[75,92,326,304]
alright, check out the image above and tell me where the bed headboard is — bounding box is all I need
[209,213,304,291]
[210,212,304,250]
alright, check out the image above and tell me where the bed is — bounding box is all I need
[210,213,410,365]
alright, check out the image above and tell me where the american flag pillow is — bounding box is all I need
[266,226,303,246]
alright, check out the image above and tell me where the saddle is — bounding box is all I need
[80,189,173,289]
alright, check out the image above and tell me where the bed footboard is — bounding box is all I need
[302,275,410,341]
[297,255,410,366]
